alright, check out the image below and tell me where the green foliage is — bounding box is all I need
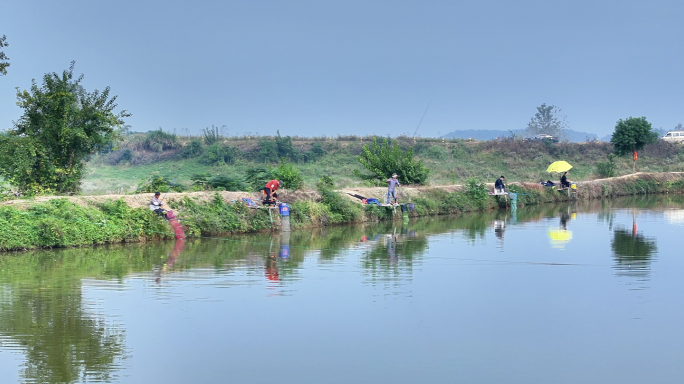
[0,199,171,250]
[596,154,617,178]
[206,176,246,191]
[316,181,361,223]
[610,117,659,156]
[0,62,129,194]
[136,176,184,193]
[319,176,334,188]
[421,145,449,160]
[257,138,279,162]
[144,129,180,152]
[175,194,271,236]
[244,167,272,192]
[354,137,430,185]
[271,161,304,191]
[200,143,240,165]
[0,34,9,76]
[526,103,568,137]
[465,178,488,204]
[203,125,223,145]
[304,142,327,162]
[180,140,203,158]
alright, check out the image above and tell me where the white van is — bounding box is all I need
[662,131,684,143]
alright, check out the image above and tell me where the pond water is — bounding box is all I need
[1,196,684,383]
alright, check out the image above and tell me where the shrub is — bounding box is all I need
[353,137,430,185]
[200,143,241,165]
[465,178,488,207]
[180,140,204,158]
[271,162,304,191]
[244,167,272,192]
[136,176,184,193]
[144,129,180,152]
[596,154,617,178]
[203,125,222,145]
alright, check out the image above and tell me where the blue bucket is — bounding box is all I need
[279,203,290,216]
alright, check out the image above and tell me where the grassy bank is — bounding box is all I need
[2,172,684,251]
[82,132,684,194]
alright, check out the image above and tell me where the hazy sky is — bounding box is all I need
[1,0,682,138]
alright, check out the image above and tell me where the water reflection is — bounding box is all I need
[0,252,128,383]
[611,211,658,283]
[1,195,683,382]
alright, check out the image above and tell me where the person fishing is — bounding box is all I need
[264,179,282,204]
[560,172,572,189]
[149,192,165,215]
[495,176,506,194]
[386,173,401,204]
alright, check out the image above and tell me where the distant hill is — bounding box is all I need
[442,129,600,142]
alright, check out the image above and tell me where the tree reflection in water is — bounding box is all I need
[0,279,126,383]
[611,228,658,282]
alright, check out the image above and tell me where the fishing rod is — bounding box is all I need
[162,177,178,200]
[412,92,435,138]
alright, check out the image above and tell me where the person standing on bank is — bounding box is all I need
[495,176,506,194]
[386,173,401,204]
[264,179,282,202]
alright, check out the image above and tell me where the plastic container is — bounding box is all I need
[279,203,290,216]
[571,183,577,190]
[407,203,415,211]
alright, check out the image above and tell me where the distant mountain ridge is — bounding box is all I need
[442,129,600,142]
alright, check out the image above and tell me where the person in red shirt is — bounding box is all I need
[264,179,282,202]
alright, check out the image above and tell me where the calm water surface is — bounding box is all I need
[1,196,684,383]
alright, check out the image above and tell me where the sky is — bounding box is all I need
[1,0,682,138]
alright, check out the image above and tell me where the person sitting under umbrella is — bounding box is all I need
[560,172,572,189]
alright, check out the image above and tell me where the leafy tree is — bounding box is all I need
[525,103,568,138]
[0,34,9,75]
[353,137,430,185]
[610,117,659,156]
[0,63,129,193]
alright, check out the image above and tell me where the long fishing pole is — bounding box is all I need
[413,93,435,138]
[162,177,178,200]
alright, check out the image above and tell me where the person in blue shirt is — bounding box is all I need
[386,173,401,204]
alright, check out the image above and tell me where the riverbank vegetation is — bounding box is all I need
[3,172,684,251]
[79,130,684,195]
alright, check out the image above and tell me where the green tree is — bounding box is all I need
[0,34,9,76]
[0,62,129,193]
[525,103,568,138]
[353,137,430,185]
[610,117,658,172]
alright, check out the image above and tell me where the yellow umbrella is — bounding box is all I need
[548,228,573,248]
[547,161,573,173]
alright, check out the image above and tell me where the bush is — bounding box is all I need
[596,154,617,178]
[200,143,241,165]
[203,125,222,145]
[144,129,180,152]
[180,140,204,158]
[316,179,361,223]
[465,178,488,207]
[353,137,430,185]
[136,176,184,193]
[244,167,272,192]
[271,162,304,191]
